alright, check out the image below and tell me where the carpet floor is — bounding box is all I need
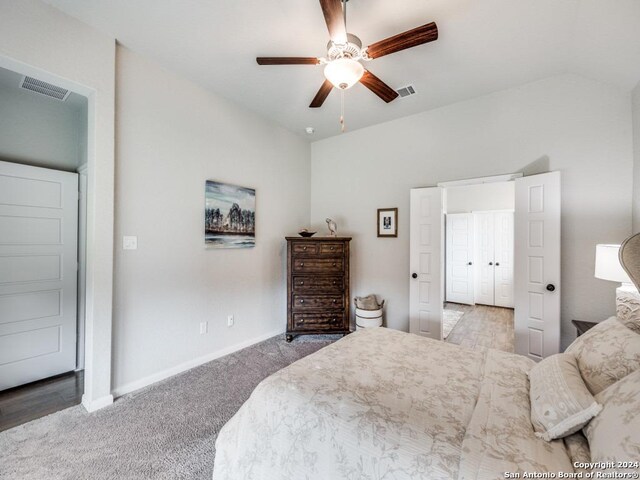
[0,334,338,480]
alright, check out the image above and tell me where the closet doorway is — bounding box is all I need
[446,210,514,308]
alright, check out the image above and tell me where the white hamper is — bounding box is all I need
[355,295,384,330]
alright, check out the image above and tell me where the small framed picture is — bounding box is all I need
[377,208,398,237]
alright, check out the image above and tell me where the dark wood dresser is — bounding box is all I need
[285,237,351,342]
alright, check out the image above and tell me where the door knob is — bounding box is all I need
[546,284,556,292]
[412,273,418,279]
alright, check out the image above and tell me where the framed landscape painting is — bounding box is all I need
[205,180,255,248]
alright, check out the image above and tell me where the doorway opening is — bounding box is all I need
[0,65,89,430]
[442,181,515,352]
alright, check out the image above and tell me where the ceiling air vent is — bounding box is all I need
[20,76,70,101]
[396,85,416,98]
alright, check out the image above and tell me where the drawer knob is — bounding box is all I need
[332,299,337,304]
[299,281,304,285]
[300,263,304,267]
[300,299,304,303]
[332,281,337,285]
[330,246,335,250]
[299,319,305,323]
[303,246,307,251]
[332,318,336,322]
[332,262,336,267]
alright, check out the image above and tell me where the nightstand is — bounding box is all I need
[571,319,598,337]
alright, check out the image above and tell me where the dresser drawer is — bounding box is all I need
[319,243,344,255]
[292,258,343,273]
[291,242,319,255]
[292,294,344,310]
[292,275,343,292]
[292,312,344,330]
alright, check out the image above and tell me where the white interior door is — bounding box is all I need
[494,211,514,308]
[410,187,443,339]
[514,172,561,360]
[0,161,78,390]
[474,212,495,305]
[445,213,474,305]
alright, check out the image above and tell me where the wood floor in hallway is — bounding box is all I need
[444,302,514,353]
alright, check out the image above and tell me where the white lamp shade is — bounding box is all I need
[595,244,632,283]
[324,58,364,90]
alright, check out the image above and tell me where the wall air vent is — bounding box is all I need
[396,85,416,98]
[20,76,70,101]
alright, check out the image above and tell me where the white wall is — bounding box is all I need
[445,182,514,214]
[112,46,311,393]
[0,0,116,411]
[311,74,633,349]
[632,82,640,233]
[0,79,87,171]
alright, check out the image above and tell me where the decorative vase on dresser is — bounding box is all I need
[285,236,352,342]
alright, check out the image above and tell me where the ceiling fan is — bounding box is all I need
[256,0,438,108]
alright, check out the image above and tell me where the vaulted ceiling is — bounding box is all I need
[43,0,640,140]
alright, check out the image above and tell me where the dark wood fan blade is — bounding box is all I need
[256,57,320,65]
[319,0,347,44]
[309,80,333,108]
[359,70,399,103]
[367,22,438,59]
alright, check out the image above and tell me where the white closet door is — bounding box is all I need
[514,172,561,360]
[494,212,514,308]
[474,212,495,305]
[0,161,78,390]
[445,213,474,305]
[410,187,443,340]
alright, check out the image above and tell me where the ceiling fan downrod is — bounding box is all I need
[342,0,347,37]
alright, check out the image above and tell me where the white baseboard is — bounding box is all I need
[112,328,284,398]
[82,393,114,412]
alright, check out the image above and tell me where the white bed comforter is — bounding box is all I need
[212,328,574,480]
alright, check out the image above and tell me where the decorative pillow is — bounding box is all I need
[563,432,591,472]
[529,353,602,441]
[616,288,640,334]
[565,316,640,394]
[583,369,640,466]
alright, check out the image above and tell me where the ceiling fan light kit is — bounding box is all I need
[324,58,364,90]
[256,0,438,127]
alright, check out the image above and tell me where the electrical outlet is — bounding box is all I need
[227,315,234,327]
[199,321,208,335]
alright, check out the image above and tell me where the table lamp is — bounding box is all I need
[595,244,638,314]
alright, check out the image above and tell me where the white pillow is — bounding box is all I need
[529,353,601,441]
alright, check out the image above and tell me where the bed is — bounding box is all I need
[213,235,640,480]
[212,327,573,479]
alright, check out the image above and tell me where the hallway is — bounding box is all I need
[444,302,514,353]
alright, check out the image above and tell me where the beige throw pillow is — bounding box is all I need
[616,288,640,334]
[529,353,602,441]
[584,370,640,466]
[565,317,640,394]
[563,432,591,473]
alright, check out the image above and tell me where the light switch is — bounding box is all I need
[123,236,138,250]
